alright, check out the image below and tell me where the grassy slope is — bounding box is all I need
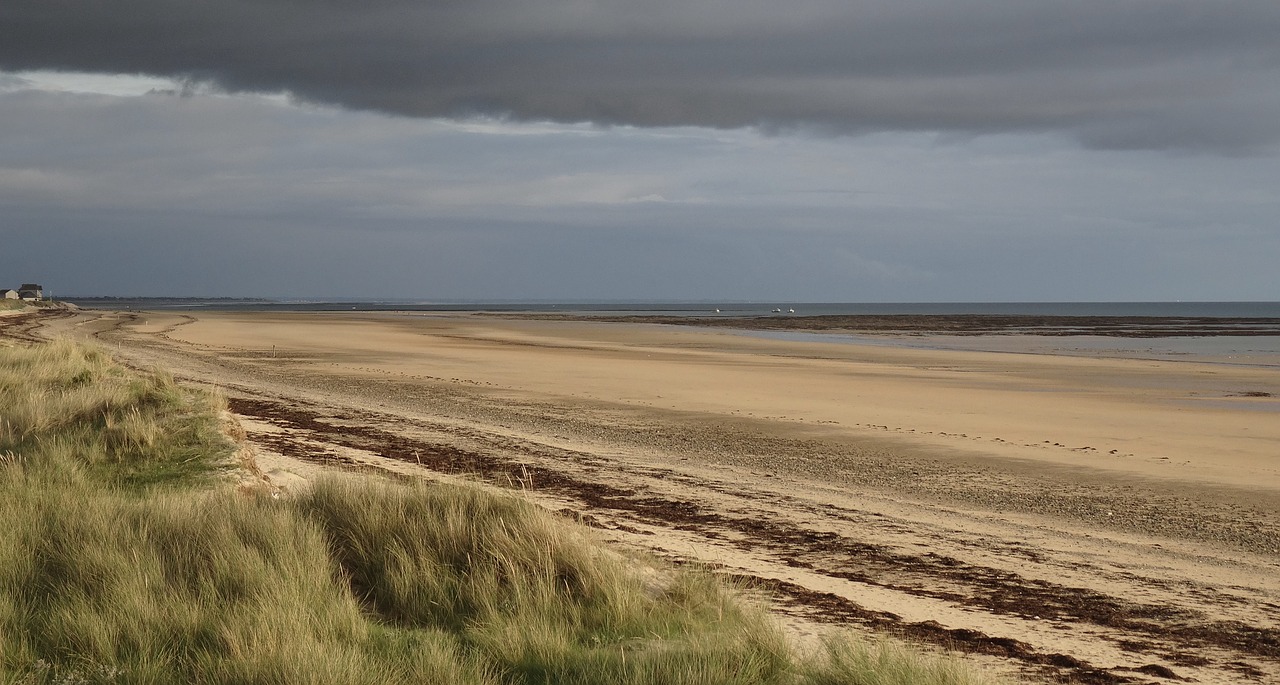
[0,339,997,685]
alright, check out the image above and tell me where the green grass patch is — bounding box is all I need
[0,340,1000,684]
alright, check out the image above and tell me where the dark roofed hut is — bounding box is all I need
[17,284,43,301]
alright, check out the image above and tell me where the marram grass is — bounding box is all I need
[0,340,1002,684]
[0,338,232,489]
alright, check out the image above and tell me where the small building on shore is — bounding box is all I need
[17,284,43,301]
[1,289,17,300]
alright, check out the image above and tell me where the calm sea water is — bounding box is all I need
[64,299,1280,318]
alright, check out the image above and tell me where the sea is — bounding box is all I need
[59,299,1280,318]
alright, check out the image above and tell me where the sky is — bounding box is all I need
[1,0,1279,301]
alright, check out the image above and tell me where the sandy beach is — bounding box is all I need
[28,308,1280,684]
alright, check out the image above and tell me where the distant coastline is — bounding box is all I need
[57,298,1280,320]
[64,296,272,304]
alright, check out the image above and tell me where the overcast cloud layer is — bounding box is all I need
[4,0,1280,152]
[3,81,1278,301]
[2,3,1279,301]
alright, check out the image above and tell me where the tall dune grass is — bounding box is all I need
[0,340,999,685]
[300,477,792,685]
[0,338,231,489]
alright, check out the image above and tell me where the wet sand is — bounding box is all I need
[24,309,1280,684]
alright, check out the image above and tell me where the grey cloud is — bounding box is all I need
[0,73,33,91]
[3,85,1279,300]
[3,1,1279,151]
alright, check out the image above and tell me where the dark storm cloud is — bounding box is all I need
[3,0,1279,151]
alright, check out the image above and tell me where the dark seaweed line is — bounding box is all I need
[231,397,1135,683]
[228,396,1275,679]
[719,573,1145,685]
[0,309,73,344]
